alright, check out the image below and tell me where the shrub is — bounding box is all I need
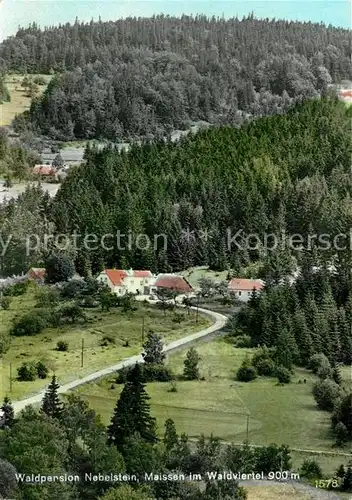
[276,365,291,384]
[300,459,323,479]
[233,335,252,348]
[100,335,115,346]
[33,75,46,85]
[317,364,332,380]
[35,288,60,307]
[172,313,185,323]
[308,353,330,374]
[0,296,11,310]
[236,358,257,382]
[56,341,68,352]
[312,379,340,411]
[142,363,173,382]
[17,362,37,381]
[11,312,47,336]
[3,281,29,297]
[256,358,276,376]
[168,381,178,392]
[36,361,49,379]
[334,422,349,446]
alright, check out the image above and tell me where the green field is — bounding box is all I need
[0,285,211,401]
[0,74,51,126]
[75,339,352,476]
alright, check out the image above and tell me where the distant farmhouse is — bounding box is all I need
[228,278,264,302]
[97,269,193,297]
[27,267,46,281]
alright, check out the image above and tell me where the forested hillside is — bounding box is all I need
[1,15,351,140]
[48,98,351,276]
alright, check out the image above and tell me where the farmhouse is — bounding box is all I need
[32,165,56,177]
[151,274,193,296]
[228,278,264,302]
[27,267,46,281]
[97,269,154,295]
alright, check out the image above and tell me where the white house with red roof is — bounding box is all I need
[97,269,154,295]
[228,278,264,302]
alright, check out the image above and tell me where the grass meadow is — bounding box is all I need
[75,339,352,477]
[0,285,210,401]
[0,74,51,126]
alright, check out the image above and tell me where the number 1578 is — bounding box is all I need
[315,479,339,489]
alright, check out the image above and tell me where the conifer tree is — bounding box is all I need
[183,347,201,380]
[108,363,157,447]
[163,418,179,452]
[142,332,165,365]
[41,375,63,420]
[0,396,15,428]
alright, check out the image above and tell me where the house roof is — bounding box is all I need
[33,165,56,175]
[154,274,193,292]
[228,278,264,292]
[28,267,46,279]
[133,270,153,277]
[339,90,352,97]
[104,269,128,286]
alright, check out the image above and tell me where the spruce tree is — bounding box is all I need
[1,396,15,428]
[163,418,179,452]
[41,375,63,420]
[183,347,201,380]
[142,332,165,365]
[108,363,157,447]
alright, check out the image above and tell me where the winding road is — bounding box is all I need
[13,305,228,414]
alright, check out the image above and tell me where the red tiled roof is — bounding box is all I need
[340,90,352,97]
[33,165,56,175]
[228,278,263,291]
[105,269,128,286]
[154,275,193,293]
[28,267,46,279]
[133,270,152,277]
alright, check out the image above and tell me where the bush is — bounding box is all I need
[300,459,323,479]
[36,361,49,379]
[100,335,115,346]
[308,353,330,374]
[33,75,46,85]
[3,281,29,297]
[0,332,11,356]
[142,363,173,382]
[233,335,252,348]
[256,358,276,376]
[56,341,68,352]
[334,422,349,446]
[35,288,60,307]
[11,312,47,336]
[0,296,11,310]
[236,358,257,382]
[317,364,332,380]
[17,362,37,381]
[276,365,291,384]
[312,379,340,411]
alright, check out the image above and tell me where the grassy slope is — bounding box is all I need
[76,339,352,476]
[0,74,51,126]
[181,264,262,289]
[0,285,210,400]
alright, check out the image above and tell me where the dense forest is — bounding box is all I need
[1,15,351,140]
[0,98,350,279]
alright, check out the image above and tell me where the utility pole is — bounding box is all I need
[81,338,84,368]
[246,414,250,441]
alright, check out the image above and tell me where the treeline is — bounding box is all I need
[2,15,351,140]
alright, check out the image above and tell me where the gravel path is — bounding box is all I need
[13,305,228,413]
